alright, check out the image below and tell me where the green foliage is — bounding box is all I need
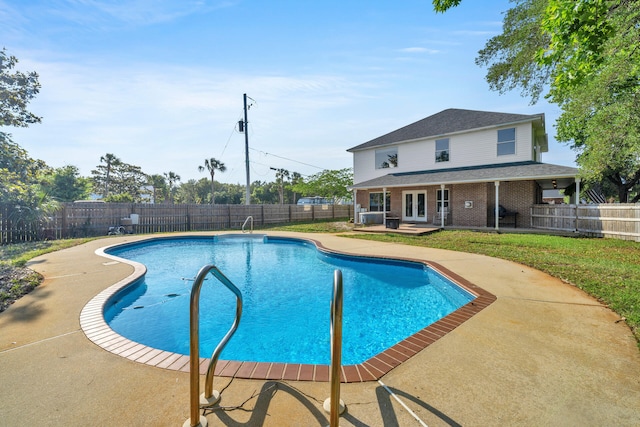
[174,178,210,204]
[251,180,279,204]
[553,1,640,202]
[537,0,613,103]
[41,165,91,202]
[198,157,227,205]
[448,0,640,202]
[147,174,168,203]
[0,133,52,211]
[104,193,134,203]
[476,0,551,104]
[432,0,462,12]
[91,153,149,202]
[163,171,180,204]
[291,168,353,201]
[0,48,41,127]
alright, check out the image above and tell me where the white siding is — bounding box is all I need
[353,122,535,184]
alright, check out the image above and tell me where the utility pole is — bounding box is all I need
[243,93,251,205]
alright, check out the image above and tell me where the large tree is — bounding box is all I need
[42,165,91,202]
[553,2,640,202]
[147,174,168,204]
[198,157,226,205]
[292,168,353,202]
[174,178,211,204]
[0,49,51,213]
[91,154,148,202]
[437,0,640,202]
[0,48,41,128]
[96,153,120,198]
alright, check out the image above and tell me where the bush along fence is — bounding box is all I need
[0,202,353,244]
[531,204,640,242]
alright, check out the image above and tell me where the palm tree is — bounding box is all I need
[163,172,181,204]
[198,158,226,205]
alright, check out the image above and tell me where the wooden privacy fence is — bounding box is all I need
[531,204,640,242]
[0,202,352,244]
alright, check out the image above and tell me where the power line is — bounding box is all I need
[219,110,244,159]
[248,147,325,170]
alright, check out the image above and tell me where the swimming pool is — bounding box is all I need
[102,235,474,366]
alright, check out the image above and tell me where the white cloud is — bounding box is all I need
[11,58,365,182]
[399,47,440,54]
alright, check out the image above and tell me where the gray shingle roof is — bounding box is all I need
[350,161,578,189]
[347,108,544,152]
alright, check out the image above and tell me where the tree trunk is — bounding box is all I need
[210,171,215,205]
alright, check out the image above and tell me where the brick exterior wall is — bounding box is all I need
[355,180,542,227]
[486,180,543,227]
[451,183,488,227]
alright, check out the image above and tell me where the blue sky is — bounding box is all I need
[2,0,575,184]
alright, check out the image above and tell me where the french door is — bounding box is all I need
[402,190,427,221]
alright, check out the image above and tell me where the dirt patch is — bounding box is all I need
[0,265,42,313]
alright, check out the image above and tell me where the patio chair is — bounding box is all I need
[433,207,449,226]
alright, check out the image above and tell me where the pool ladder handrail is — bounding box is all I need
[184,265,243,427]
[242,215,253,233]
[324,269,346,426]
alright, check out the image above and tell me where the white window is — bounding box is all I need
[435,138,450,162]
[436,189,449,212]
[369,191,391,212]
[497,128,516,156]
[375,147,398,169]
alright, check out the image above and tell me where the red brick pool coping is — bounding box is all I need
[80,235,496,383]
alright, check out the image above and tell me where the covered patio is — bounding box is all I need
[350,161,579,231]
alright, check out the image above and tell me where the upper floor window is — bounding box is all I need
[375,147,398,169]
[435,138,450,162]
[497,128,516,156]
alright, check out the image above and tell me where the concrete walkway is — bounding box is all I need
[1,231,639,426]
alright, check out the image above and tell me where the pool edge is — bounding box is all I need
[80,234,496,383]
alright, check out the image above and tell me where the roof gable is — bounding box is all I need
[348,108,544,152]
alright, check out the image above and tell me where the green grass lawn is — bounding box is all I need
[1,222,638,348]
[356,231,640,346]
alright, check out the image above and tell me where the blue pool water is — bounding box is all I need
[104,235,474,365]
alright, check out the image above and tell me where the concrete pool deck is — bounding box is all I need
[1,231,639,426]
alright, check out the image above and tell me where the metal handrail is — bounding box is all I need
[241,215,253,233]
[185,265,243,427]
[324,269,345,426]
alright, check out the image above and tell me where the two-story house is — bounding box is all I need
[347,108,579,229]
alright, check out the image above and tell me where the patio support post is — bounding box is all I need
[494,181,500,230]
[440,184,446,227]
[575,177,581,232]
[353,189,358,224]
[383,187,387,226]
